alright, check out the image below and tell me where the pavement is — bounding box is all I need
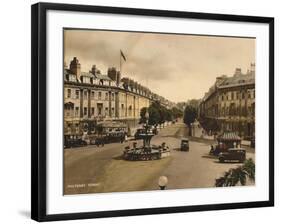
[191,122,253,147]
[64,121,255,195]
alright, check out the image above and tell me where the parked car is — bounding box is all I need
[180,138,189,151]
[218,148,246,163]
[64,135,87,148]
[105,131,126,143]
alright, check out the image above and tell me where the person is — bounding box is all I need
[120,134,125,143]
[133,142,137,151]
[162,142,166,151]
[124,133,128,142]
[100,136,105,147]
[210,145,214,155]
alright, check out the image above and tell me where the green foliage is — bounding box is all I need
[183,105,197,126]
[139,102,183,126]
[178,99,200,111]
[139,107,148,124]
[215,158,255,187]
[171,107,183,118]
[187,99,200,109]
[148,104,161,126]
[243,158,255,181]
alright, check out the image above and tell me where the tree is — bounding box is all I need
[187,99,200,109]
[183,105,197,135]
[165,109,173,122]
[215,158,255,187]
[139,107,148,124]
[148,106,161,126]
[171,107,183,119]
[139,101,176,127]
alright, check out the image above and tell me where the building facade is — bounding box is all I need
[198,64,255,139]
[64,57,174,136]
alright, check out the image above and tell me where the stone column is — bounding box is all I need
[115,92,119,118]
[80,89,83,118]
[109,91,112,117]
[126,93,128,118]
[88,89,91,118]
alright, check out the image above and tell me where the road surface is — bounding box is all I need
[64,122,255,194]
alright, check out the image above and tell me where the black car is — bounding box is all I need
[134,128,147,140]
[180,138,189,151]
[64,135,87,148]
[218,148,246,163]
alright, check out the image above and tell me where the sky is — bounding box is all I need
[64,29,255,103]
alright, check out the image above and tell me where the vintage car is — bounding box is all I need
[105,131,126,143]
[134,128,146,140]
[96,121,127,144]
[218,148,246,163]
[180,138,189,151]
[64,134,87,148]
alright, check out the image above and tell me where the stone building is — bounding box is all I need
[198,64,255,138]
[64,57,174,136]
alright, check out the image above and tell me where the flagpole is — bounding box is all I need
[120,50,122,75]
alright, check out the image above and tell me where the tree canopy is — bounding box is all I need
[139,102,183,126]
[183,105,197,127]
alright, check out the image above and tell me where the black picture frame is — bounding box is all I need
[31,2,274,222]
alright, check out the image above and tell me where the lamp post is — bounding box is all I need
[145,110,149,124]
[145,110,149,135]
[143,110,150,148]
[158,176,168,190]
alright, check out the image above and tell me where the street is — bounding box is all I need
[64,122,255,195]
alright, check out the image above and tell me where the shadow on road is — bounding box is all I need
[112,155,124,160]
[201,154,217,159]
[213,161,244,164]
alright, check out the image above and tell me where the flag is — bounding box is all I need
[120,50,126,61]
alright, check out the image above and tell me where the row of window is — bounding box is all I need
[66,89,115,101]
[65,105,138,118]
[219,90,255,101]
[205,106,255,117]
[67,106,115,117]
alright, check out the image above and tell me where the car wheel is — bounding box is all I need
[219,158,224,163]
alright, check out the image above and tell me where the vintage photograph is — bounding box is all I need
[63,29,255,195]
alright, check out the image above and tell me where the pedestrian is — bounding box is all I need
[124,133,128,142]
[120,134,125,143]
[210,145,214,155]
[101,137,104,147]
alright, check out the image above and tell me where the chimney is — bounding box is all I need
[234,68,242,76]
[215,75,226,86]
[107,67,117,81]
[91,65,97,75]
[250,63,255,75]
[69,57,81,80]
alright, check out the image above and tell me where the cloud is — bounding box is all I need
[64,29,255,102]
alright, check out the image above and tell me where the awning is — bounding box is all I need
[217,132,241,141]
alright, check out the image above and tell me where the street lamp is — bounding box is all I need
[145,110,149,121]
[145,110,149,132]
[158,176,168,190]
